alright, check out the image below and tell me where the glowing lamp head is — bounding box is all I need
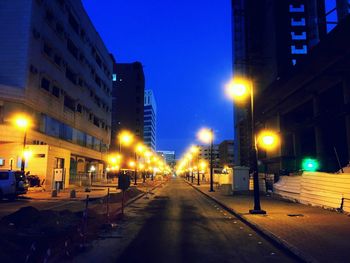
[225,78,251,102]
[15,115,31,130]
[190,145,199,154]
[136,143,145,153]
[257,130,280,151]
[128,161,136,168]
[23,150,32,159]
[197,128,213,144]
[118,130,134,146]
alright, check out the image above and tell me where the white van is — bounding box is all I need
[0,170,17,200]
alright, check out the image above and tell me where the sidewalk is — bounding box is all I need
[24,179,161,201]
[192,182,350,263]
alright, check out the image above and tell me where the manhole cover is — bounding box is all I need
[287,214,304,217]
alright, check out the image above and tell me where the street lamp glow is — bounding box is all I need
[225,78,251,102]
[197,128,213,144]
[128,160,136,168]
[23,150,32,159]
[14,115,31,130]
[118,130,134,146]
[190,145,199,154]
[257,130,280,151]
[135,143,145,154]
[109,154,122,164]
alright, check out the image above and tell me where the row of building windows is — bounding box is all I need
[39,114,105,151]
[39,39,111,113]
[40,1,112,97]
[38,76,109,131]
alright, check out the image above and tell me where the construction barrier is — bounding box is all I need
[274,172,350,212]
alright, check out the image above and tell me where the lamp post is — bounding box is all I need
[134,143,145,185]
[118,130,134,168]
[15,116,30,174]
[198,128,214,192]
[226,78,265,214]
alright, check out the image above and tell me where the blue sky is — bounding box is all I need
[83,0,233,156]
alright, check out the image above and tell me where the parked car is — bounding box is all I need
[0,170,17,200]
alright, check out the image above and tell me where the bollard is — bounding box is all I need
[70,189,76,198]
[51,189,57,197]
[106,188,110,224]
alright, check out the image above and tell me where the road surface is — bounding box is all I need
[116,178,298,263]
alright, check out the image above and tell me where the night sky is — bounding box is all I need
[82,0,233,156]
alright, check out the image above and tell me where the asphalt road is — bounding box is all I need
[116,178,298,263]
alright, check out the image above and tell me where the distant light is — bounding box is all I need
[112,74,117,81]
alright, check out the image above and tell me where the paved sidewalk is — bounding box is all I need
[192,182,350,263]
[24,179,161,201]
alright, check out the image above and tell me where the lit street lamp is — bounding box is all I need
[226,78,266,214]
[118,130,134,153]
[134,143,145,185]
[198,128,214,192]
[14,115,31,174]
[190,145,200,186]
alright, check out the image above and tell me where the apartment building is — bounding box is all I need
[0,0,113,189]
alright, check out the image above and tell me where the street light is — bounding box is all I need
[118,130,134,153]
[190,145,200,185]
[134,143,145,185]
[226,78,266,214]
[197,128,214,192]
[14,115,31,174]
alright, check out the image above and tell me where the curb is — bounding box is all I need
[186,181,318,263]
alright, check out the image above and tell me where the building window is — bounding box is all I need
[54,54,62,67]
[55,22,64,36]
[66,67,77,85]
[68,12,79,34]
[40,77,50,91]
[291,32,307,40]
[291,18,306,26]
[52,85,60,97]
[43,42,53,57]
[289,4,305,12]
[67,39,78,59]
[64,95,75,111]
[291,45,307,54]
[93,116,100,127]
[76,104,82,113]
[45,9,54,24]
[95,53,102,67]
[325,0,339,33]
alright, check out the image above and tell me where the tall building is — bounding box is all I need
[157,150,176,168]
[110,61,145,152]
[144,89,157,150]
[197,144,221,168]
[219,140,235,168]
[232,0,350,173]
[0,0,113,189]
